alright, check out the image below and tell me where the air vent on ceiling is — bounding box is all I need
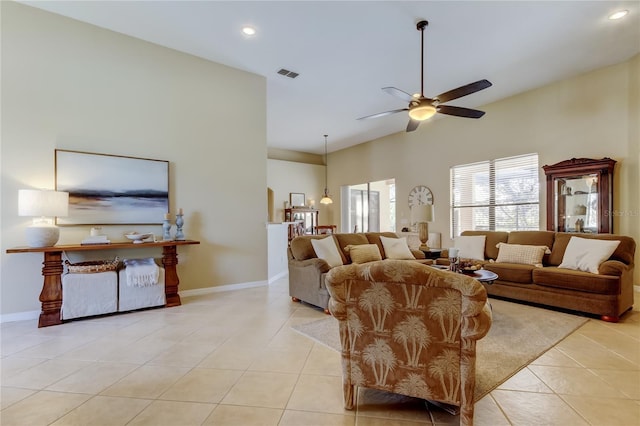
[277,68,299,79]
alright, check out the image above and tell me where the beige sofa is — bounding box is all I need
[287,232,429,311]
[326,260,492,426]
[443,231,635,322]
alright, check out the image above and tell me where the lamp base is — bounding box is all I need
[25,224,60,247]
[418,222,429,251]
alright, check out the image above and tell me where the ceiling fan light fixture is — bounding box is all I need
[408,104,436,121]
[241,26,256,36]
[608,10,628,20]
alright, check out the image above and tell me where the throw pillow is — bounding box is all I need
[311,236,344,268]
[345,244,382,264]
[495,243,550,267]
[453,235,486,260]
[379,236,414,260]
[558,236,620,274]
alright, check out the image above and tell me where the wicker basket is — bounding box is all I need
[65,257,120,274]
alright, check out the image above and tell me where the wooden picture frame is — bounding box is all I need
[55,149,169,225]
[289,192,305,207]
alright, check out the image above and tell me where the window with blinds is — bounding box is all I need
[450,153,539,236]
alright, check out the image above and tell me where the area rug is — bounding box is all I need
[291,298,588,401]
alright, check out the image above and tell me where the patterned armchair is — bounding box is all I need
[326,260,492,426]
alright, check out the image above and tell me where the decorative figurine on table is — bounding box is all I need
[175,208,185,241]
[162,213,172,241]
[448,247,460,273]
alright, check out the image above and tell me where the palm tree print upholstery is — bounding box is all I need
[326,260,492,426]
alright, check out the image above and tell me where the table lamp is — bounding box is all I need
[411,204,433,250]
[18,189,69,247]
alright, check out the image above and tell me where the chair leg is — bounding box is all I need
[601,315,619,323]
[460,402,474,426]
[343,382,356,410]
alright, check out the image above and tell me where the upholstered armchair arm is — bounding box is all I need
[462,303,492,341]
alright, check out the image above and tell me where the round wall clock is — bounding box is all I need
[408,185,433,207]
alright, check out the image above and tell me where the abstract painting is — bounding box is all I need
[55,149,169,225]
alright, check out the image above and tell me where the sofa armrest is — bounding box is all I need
[288,257,331,273]
[598,260,629,276]
[410,249,426,259]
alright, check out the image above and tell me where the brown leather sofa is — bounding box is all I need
[443,231,635,322]
[287,232,429,311]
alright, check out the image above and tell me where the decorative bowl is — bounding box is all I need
[124,232,153,242]
[460,267,479,275]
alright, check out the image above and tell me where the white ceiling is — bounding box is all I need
[22,1,640,155]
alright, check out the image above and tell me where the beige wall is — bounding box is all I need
[328,55,640,284]
[267,159,333,225]
[1,2,267,315]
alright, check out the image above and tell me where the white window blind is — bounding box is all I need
[450,153,539,236]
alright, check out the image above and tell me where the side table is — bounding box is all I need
[420,248,442,259]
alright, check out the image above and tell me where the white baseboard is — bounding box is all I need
[180,280,269,297]
[1,310,40,324]
[268,270,288,284]
[0,279,278,324]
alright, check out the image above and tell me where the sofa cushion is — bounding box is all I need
[558,236,620,274]
[454,235,486,260]
[334,233,369,264]
[365,232,401,258]
[346,244,382,264]
[290,235,328,261]
[461,231,508,259]
[549,233,635,266]
[484,263,534,284]
[507,231,555,264]
[379,236,415,260]
[311,236,344,268]
[507,231,555,248]
[533,267,621,295]
[495,243,549,267]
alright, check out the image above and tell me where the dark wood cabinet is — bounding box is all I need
[285,208,319,243]
[542,158,616,234]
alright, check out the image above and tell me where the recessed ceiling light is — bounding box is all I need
[608,10,628,20]
[242,26,256,36]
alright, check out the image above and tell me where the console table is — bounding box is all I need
[6,240,200,327]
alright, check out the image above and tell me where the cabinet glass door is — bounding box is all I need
[555,174,599,232]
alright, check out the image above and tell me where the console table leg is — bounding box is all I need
[162,245,181,307]
[39,251,64,327]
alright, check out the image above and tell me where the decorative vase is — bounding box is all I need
[162,219,172,241]
[175,214,185,241]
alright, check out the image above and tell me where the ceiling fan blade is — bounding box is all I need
[406,119,420,132]
[437,105,486,119]
[357,108,408,120]
[435,79,492,103]
[382,87,415,102]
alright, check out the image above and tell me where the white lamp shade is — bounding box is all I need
[19,189,69,217]
[411,204,433,223]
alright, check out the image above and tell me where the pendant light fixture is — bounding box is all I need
[320,134,333,205]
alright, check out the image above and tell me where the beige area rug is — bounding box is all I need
[292,298,588,401]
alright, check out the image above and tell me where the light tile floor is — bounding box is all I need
[1,279,638,425]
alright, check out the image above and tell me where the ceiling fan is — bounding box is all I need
[358,20,492,132]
